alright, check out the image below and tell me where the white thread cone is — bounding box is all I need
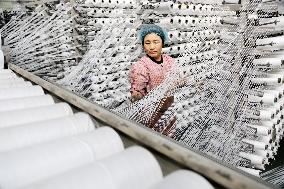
[0,72,18,79]
[0,112,95,152]
[0,69,13,74]
[20,146,162,189]
[0,103,73,128]
[0,80,32,89]
[150,170,214,189]
[0,85,44,100]
[0,77,25,84]
[0,127,124,188]
[0,95,54,112]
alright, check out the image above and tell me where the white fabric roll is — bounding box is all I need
[0,112,95,152]
[0,80,32,89]
[150,170,214,189]
[0,85,44,100]
[0,127,124,189]
[20,146,161,189]
[0,103,73,128]
[0,95,54,112]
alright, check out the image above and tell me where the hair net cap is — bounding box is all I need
[138,24,168,44]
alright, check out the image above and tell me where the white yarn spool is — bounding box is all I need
[150,170,214,189]
[0,72,18,79]
[253,149,269,158]
[253,58,282,68]
[19,146,162,189]
[237,167,260,177]
[0,69,13,74]
[259,135,272,144]
[251,77,281,85]
[20,163,116,189]
[0,76,24,84]
[264,89,282,100]
[100,146,162,189]
[242,139,268,150]
[223,0,239,3]
[0,80,32,89]
[159,17,172,28]
[84,0,94,5]
[253,164,265,170]
[259,121,274,129]
[0,112,95,152]
[259,109,274,120]
[256,36,284,50]
[0,103,73,128]
[259,16,284,28]
[0,50,4,69]
[0,85,44,100]
[0,95,54,112]
[239,152,264,165]
[157,1,173,14]
[248,124,271,136]
[0,127,124,189]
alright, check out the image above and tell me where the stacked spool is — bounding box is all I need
[0,3,80,82]
[58,0,142,109]
[237,10,284,175]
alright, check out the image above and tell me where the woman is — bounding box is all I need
[129,24,175,102]
[129,24,178,135]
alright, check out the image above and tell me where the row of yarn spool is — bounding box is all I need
[0,3,80,81]
[238,5,284,178]
[0,9,25,34]
[57,0,142,108]
[72,0,139,54]
[0,69,215,189]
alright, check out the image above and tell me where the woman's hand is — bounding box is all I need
[131,91,144,102]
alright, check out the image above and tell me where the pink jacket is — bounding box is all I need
[129,54,175,96]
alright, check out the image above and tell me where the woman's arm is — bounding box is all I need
[129,62,149,102]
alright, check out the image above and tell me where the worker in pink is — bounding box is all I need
[129,24,175,102]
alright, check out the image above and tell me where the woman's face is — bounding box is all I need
[143,33,163,60]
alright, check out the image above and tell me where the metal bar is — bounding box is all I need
[9,63,276,189]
